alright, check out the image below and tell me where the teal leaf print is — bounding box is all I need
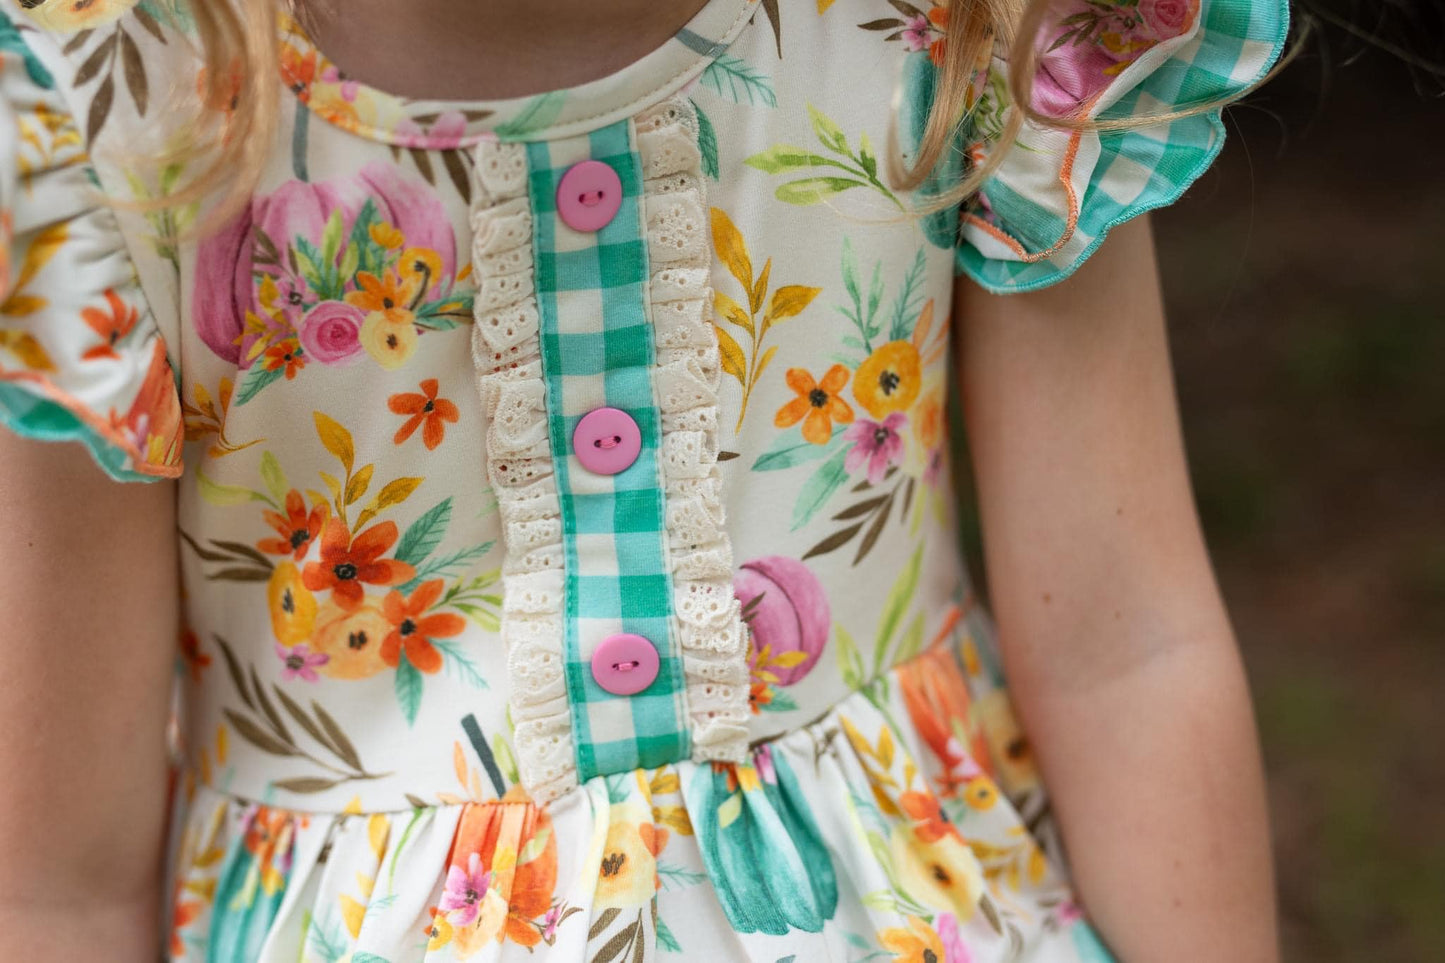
[395,652,423,725]
[397,544,493,594]
[304,911,348,963]
[693,100,720,180]
[790,445,851,530]
[233,361,288,407]
[0,12,54,88]
[656,916,683,951]
[888,248,929,343]
[751,424,845,471]
[395,497,452,566]
[431,639,488,689]
[700,54,777,106]
[657,863,708,891]
[495,90,565,140]
[760,689,799,712]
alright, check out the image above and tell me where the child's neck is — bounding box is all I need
[296,0,712,101]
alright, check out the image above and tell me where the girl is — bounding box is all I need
[0,0,1287,960]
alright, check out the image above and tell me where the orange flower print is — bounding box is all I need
[346,269,418,324]
[257,489,329,560]
[380,578,465,674]
[448,794,564,951]
[302,519,414,611]
[389,378,460,450]
[900,789,962,846]
[927,6,949,66]
[178,628,211,682]
[169,898,202,958]
[280,42,318,99]
[774,364,854,445]
[898,640,990,798]
[242,806,293,897]
[261,337,306,379]
[878,914,947,963]
[79,289,138,361]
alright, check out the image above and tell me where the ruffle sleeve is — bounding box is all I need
[0,8,181,481]
[908,0,1289,294]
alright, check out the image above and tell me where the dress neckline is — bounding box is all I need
[276,0,756,149]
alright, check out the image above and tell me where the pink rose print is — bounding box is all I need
[297,301,365,364]
[1138,0,1196,36]
[734,556,830,687]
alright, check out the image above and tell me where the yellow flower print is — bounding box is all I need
[912,385,945,452]
[964,776,998,812]
[19,0,136,32]
[310,599,391,680]
[854,341,921,418]
[594,802,665,909]
[424,911,453,951]
[888,825,985,921]
[877,915,946,963]
[974,690,1040,796]
[266,562,317,645]
[399,247,444,296]
[359,311,419,369]
[370,222,405,251]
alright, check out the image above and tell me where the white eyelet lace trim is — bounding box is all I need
[468,142,577,803]
[636,97,751,764]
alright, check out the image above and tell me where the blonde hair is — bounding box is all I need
[169,0,1299,228]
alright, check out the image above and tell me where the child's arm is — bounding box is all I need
[0,433,179,961]
[955,215,1278,961]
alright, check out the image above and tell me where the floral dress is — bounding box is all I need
[0,1,1286,960]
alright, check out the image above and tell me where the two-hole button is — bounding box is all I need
[591,633,660,695]
[556,160,622,233]
[572,407,641,476]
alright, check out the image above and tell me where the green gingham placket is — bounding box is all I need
[525,122,690,781]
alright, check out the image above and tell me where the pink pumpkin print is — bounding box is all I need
[734,556,830,686]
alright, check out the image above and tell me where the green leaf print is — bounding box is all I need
[259,451,288,504]
[747,106,904,211]
[395,652,423,725]
[874,544,923,673]
[693,100,720,180]
[774,177,869,205]
[834,623,866,691]
[789,445,851,530]
[494,90,565,140]
[807,104,847,152]
[699,54,777,106]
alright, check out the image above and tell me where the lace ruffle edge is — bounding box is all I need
[468,142,577,803]
[636,98,750,764]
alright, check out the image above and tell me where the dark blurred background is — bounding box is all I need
[1158,2,1444,959]
[959,2,1445,959]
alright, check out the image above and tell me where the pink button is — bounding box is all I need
[573,407,642,476]
[591,634,660,696]
[556,160,623,232]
